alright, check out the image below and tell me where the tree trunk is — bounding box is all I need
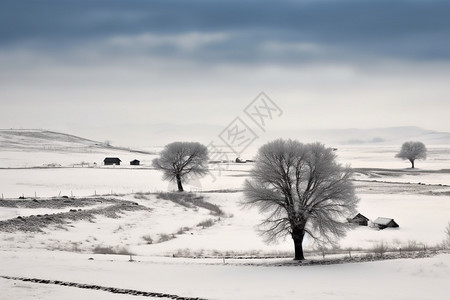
[410,159,415,169]
[292,227,305,260]
[176,174,184,192]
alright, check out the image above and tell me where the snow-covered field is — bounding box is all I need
[0,133,449,299]
[1,250,448,300]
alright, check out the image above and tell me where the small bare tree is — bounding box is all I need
[445,222,450,249]
[152,142,209,192]
[372,241,389,258]
[395,141,427,169]
[243,139,358,260]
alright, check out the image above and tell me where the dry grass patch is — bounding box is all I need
[156,192,224,216]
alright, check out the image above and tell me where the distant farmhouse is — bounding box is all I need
[104,157,121,166]
[373,217,399,230]
[347,213,369,226]
[130,159,140,166]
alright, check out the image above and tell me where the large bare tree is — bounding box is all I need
[243,139,358,260]
[152,142,209,192]
[395,141,427,169]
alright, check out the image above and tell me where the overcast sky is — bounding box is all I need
[1,0,449,147]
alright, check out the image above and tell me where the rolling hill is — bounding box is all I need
[0,129,153,154]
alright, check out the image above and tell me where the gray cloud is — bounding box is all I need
[2,0,449,64]
[1,0,450,146]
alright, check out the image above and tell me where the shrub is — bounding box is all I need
[116,247,134,255]
[158,233,174,243]
[134,192,150,200]
[403,240,421,251]
[71,242,82,252]
[372,241,389,257]
[92,245,134,255]
[142,235,153,244]
[156,192,224,216]
[174,248,192,257]
[176,227,191,234]
[197,219,215,228]
[156,192,192,208]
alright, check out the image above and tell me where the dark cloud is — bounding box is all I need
[1,0,449,64]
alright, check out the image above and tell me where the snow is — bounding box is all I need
[0,250,449,300]
[340,193,450,249]
[1,135,450,299]
[0,277,137,300]
[373,217,395,225]
[336,144,450,170]
[0,206,102,221]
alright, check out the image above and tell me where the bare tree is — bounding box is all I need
[152,142,209,192]
[445,222,450,249]
[395,141,427,169]
[372,241,389,258]
[243,139,358,260]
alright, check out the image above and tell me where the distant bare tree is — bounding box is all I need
[445,222,450,249]
[243,139,358,260]
[395,141,427,168]
[152,142,209,192]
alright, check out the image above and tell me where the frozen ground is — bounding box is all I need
[0,133,449,299]
[0,250,449,300]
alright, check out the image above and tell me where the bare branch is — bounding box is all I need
[152,142,209,191]
[242,139,359,259]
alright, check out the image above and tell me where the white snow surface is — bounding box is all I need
[1,134,450,299]
[1,250,449,300]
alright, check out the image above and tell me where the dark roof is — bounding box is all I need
[351,213,369,221]
[104,157,121,162]
[130,159,140,162]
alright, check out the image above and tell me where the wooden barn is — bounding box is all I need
[103,157,121,165]
[130,159,140,166]
[347,213,369,226]
[373,217,399,229]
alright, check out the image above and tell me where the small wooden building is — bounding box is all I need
[130,159,140,166]
[373,217,399,229]
[347,213,369,226]
[104,157,121,165]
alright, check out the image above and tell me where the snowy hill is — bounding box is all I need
[0,129,152,154]
[0,129,156,168]
[0,129,99,150]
